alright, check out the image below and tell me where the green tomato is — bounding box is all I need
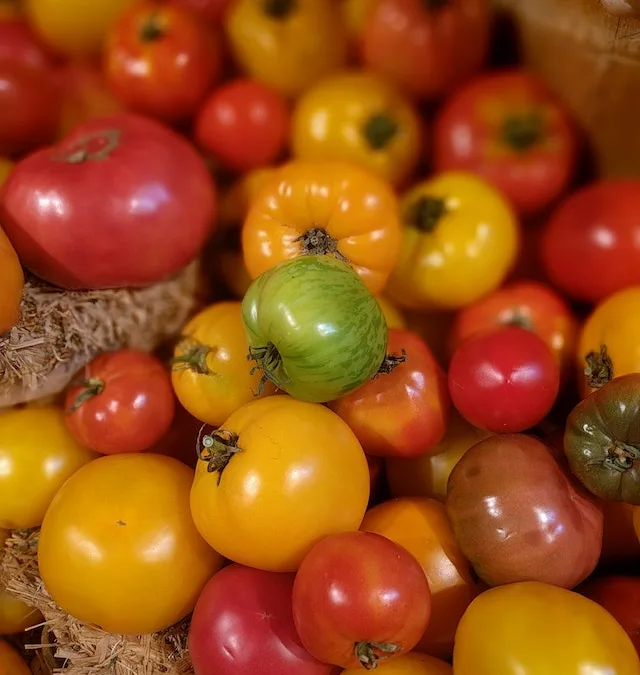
[242,255,388,403]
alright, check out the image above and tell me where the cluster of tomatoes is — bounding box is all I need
[2,0,640,674]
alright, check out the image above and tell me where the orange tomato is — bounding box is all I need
[242,160,402,294]
[0,224,23,335]
[0,641,30,675]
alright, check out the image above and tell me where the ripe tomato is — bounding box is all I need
[340,653,452,675]
[360,0,491,101]
[433,70,577,216]
[541,180,640,304]
[0,225,23,335]
[171,301,276,426]
[190,396,370,572]
[0,406,97,530]
[242,159,401,294]
[329,329,450,458]
[453,581,640,675]
[0,641,30,675]
[449,326,559,433]
[291,71,422,187]
[38,453,223,635]
[104,2,222,123]
[0,587,43,635]
[189,565,336,675]
[0,19,56,71]
[446,434,603,588]
[242,256,387,402]
[225,0,348,98]
[1,113,216,290]
[361,498,478,659]
[377,296,406,330]
[385,172,519,310]
[169,0,233,22]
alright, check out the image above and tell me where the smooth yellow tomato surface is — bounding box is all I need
[0,640,31,675]
[0,589,43,635]
[453,581,640,675]
[376,296,406,330]
[341,652,452,674]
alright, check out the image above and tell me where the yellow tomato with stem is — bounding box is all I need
[0,640,31,675]
[292,71,422,186]
[385,172,520,310]
[377,296,406,330]
[340,652,452,674]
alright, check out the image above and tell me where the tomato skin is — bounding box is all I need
[0,224,23,335]
[169,0,233,22]
[340,653,452,674]
[292,531,431,670]
[601,501,640,565]
[0,640,31,675]
[189,564,337,675]
[329,329,450,458]
[0,19,56,71]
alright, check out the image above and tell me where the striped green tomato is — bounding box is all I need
[242,255,388,403]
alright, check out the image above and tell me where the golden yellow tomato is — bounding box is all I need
[340,652,452,674]
[0,407,97,530]
[0,640,31,675]
[292,71,422,186]
[0,588,43,635]
[377,296,406,330]
[386,172,520,310]
[190,396,370,572]
[454,581,640,675]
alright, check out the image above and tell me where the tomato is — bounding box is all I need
[377,297,406,330]
[171,301,276,426]
[367,454,385,499]
[169,0,233,22]
[446,434,603,588]
[360,0,491,101]
[38,453,222,635]
[219,166,279,229]
[361,498,477,660]
[0,587,43,635]
[341,0,376,43]
[0,1,21,20]
[601,501,640,565]
[291,71,422,187]
[242,159,401,294]
[0,225,23,336]
[450,280,578,383]
[1,113,216,290]
[189,564,336,675]
[242,256,387,402]
[404,310,457,368]
[340,653,452,675]
[0,19,56,71]
[329,329,450,458]
[602,0,640,16]
[104,2,222,123]
[292,531,431,669]
[0,641,30,675]
[225,0,347,99]
[541,180,640,304]
[190,396,370,572]
[433,70,577,216]
[385,172,519,311]
[0,406,97,530]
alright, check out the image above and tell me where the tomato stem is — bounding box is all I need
[51,129,121,164]
[503,313,534,331]
[373,349,408,378]
[262,0,296,19]
[197,429,243,484]
[363,113,400,151]
[601,440,640,473]
[248,342,287,394]
[171,340,214,375]
[354,641,402,670]
[139,12,165,41]
[66,378,105,415]
[501,111,544,153]
[296,227,349,263]
[584,345,614,389]
[404,197,447,233]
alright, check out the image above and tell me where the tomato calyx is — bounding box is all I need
[198,429,243,484]
[601,440,640,473]
[248,342,288,394]
[262,0,296,19]
[296,228,349,263]
[66,378,105,414]
[354,640,402,670]
[584,344,614,389]
[502,312,534,332]
[501,111,544,153]
[171,338,214,375]
[139,12,166,42]
[404,197,447,233]
[373,349,408,378]
[51,129,122,164]
[362,113,400,151]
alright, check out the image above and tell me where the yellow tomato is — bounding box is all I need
[386,172,520,310]
[340,652,452,674]
[190,396,370,572]
[0,407,97,530]
[0,225,23,335]
[0,589,43,635]
[0,159,13,187]
[38,453,223,635]
[0,641,31,675]
[292,71,422,186]
[225,0,348,98]
[454,582,640,674]
[377,296,406,330]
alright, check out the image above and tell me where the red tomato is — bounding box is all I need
[188,564,336,675]
[168,0,233,22]
[0,113,216,290]
[433,70,577,217]
[64,349,176,455]
[104,2,222,123]
[292,531,432,670]
[540,180,640,304]
[195,78,290,173]
[329,328,450,458]
[448,326,560,433]
[0,19,57,71]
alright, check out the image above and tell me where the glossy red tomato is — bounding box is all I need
[540,180,640,304]
[329,328,450,458]
[433,70,577,217]
[292,531,431,670]
[169,0,233,22]
[0,19,57,71]
[448,326,560,433]
[189,564,336,675]
[0,113,216,290]
[64,349,176,455]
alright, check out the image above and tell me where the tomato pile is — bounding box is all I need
[1,1,640,674]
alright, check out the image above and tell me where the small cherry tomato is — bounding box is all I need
[0,640,31,675]
[340,652,452,674]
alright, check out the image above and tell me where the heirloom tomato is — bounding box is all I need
[433,70,577,216]
[225,0,347,98]
[1,114,216,290]
[446,434,603,588]
[242,256,388,403]
[64,349,175,455]
[385,172,519,310]
[171,301,276,427]
[291,71,421,187]
[0,586,42,635]
[0,225,23,335]
[242,159,401,294]
[0,641,30,675]
[0,19,55,71]
[341,653,452,675]
[360,0,491,101]
[329,329,450,458]
[190,396,370,572]
[362,498,478,659]
[189,565,335,675]
[453,581,640,675]
[292,531,431,669]
[0,406,97,530]
[38,453,222,635]
[170,0,233,22]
